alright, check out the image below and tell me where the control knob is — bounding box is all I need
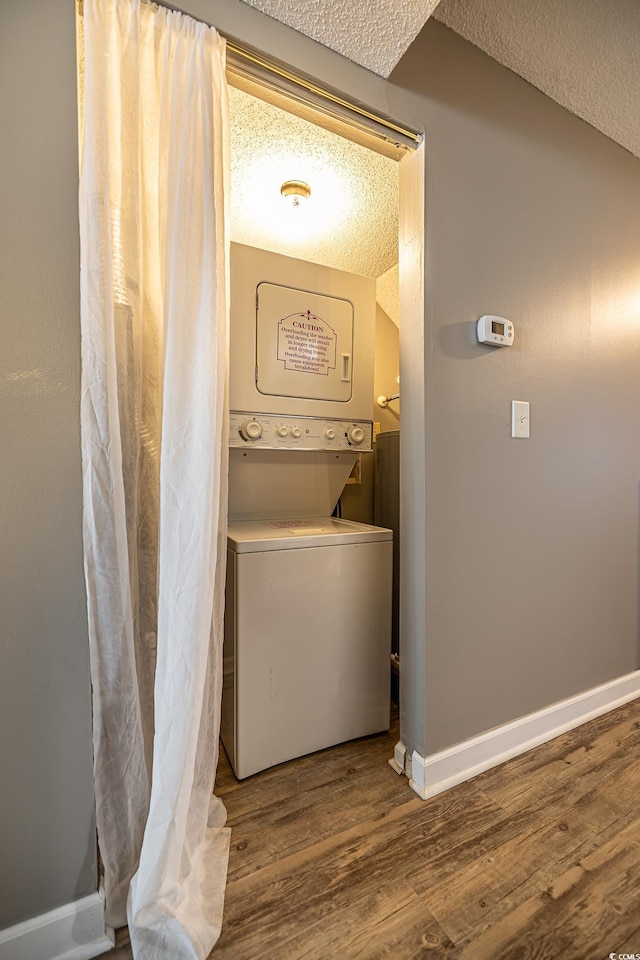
[275,425,289,438]
[325,428,336,440]
[346,425,365,446]
[239,418,263,442]
[290,426,302,439]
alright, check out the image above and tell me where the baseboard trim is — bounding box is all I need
[388,739,407,775]
[0,888,114,960]
[408,670,640,800]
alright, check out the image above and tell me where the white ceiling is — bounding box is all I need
[434,0,640,160]
[237,0,442,78]
[229,85,399,279]
[239,0,640,159]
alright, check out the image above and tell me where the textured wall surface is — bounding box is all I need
[237,0,441,77]
[374,306,400,431]
[434,0,640,159]
[0,0,97,929]
[376,263,399,327]
[230,86,398,278]
[392,21,640,753]
[340,305,400,524]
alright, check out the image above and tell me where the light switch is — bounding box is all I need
[512,400,530,438]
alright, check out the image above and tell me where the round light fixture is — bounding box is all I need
[280,180,312,208]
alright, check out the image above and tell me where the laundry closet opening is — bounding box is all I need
[222,67,412,780]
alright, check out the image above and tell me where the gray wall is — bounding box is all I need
[392,21,640,753]
[0,0,97,929]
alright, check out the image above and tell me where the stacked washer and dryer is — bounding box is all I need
[221,243,392,779]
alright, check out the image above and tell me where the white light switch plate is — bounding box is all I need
[512,400,530,438]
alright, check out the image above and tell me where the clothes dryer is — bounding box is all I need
[222,245,393,778]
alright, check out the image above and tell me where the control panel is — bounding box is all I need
[229,412,373,452]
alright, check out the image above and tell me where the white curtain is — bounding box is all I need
[79,1,230,956]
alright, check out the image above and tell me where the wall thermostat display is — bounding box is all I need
[477,315,514,347]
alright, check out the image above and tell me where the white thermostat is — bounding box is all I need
[477,315,514,347]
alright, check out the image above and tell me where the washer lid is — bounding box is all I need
[227,517,392,552]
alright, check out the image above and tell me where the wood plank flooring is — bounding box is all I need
[103,699,640,959]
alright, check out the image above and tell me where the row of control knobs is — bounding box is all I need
[238,418,365,446]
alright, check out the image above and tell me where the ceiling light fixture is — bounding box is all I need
[280,180,312,208]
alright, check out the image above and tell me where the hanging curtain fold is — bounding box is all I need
[79,0,231,955]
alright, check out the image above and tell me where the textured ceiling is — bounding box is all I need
[237,0,442,77]
[230,0,639,312]
[434,0,640,160]
[238,0,640,160]
[229,85,399,278]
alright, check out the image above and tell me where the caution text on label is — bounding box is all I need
[277,311,337,376]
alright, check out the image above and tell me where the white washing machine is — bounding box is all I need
[221,244,393,778]
[221,517,392,779]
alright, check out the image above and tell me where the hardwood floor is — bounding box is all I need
[104,699,640,958]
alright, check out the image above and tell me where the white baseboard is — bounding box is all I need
[388,739,407,775]
[406,670,640,800]
[0,888,114,960]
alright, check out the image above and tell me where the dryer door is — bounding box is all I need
[256,282,353,402]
